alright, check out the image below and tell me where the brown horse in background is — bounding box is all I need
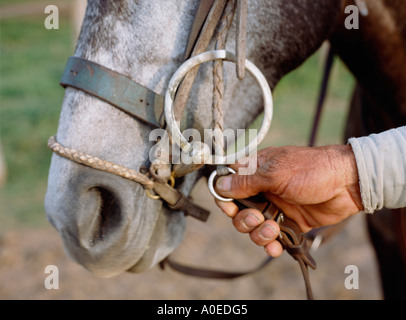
[330,0,406,299]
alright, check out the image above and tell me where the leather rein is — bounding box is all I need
[47,0,343,300]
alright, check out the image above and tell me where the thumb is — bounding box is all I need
[215,171,267,200]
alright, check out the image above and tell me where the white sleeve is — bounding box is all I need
[348,126,406,213]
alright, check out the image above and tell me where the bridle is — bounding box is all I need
[47,0,356,300]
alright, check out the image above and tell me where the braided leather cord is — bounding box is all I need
[48,136,154,189]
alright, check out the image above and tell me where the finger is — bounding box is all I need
[215,199,239,218]
[249,219,280,246]
[215,174,260,199]
[214,149,277,199]
[264,240,284,258]
[267,194,313,233]
[231,208,264,233]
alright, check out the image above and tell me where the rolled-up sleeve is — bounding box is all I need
[348,126,406,213]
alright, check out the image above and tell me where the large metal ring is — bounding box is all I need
[164,50,273,165]
[207,167,236,202]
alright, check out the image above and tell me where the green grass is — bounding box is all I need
[0,15,73,229]
[0,12,356,229]
[0,0,33,4]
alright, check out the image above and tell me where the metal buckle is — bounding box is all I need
[145,175,176,200]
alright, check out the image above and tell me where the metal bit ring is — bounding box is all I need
[165,49,274,165]
[208,167,236,202]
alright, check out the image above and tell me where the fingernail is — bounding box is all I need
[264,247,274,257]
[260,224,277,240]
[244,213,261,228]
[216,176,232,192]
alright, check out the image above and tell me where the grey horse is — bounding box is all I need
[45,0,342,277]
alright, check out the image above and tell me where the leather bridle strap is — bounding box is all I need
[184,0,216,59]
[160,255,273,280]
[173,0,229,121]
[60,56,165,128]
[277,216,316,300]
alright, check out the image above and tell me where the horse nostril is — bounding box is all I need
[91,187,122,242]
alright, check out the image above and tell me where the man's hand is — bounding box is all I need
[214,144,363,257]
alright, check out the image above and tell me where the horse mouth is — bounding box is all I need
[90,187,122,242]
[46,161,185,276]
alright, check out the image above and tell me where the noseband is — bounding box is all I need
[48,0,321,300]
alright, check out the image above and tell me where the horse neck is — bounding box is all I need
[330,0,406,127]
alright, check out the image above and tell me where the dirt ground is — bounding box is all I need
[0,179,382,300]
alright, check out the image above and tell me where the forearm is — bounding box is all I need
[348,126,406,213]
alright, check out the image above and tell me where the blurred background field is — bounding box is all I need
[1,1,380,300]
[0,1,72,228]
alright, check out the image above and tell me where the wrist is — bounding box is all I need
[325,144,364,211]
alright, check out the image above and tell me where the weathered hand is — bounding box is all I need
[215,144,363,257]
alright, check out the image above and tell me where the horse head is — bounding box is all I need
[45,0,341,277]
